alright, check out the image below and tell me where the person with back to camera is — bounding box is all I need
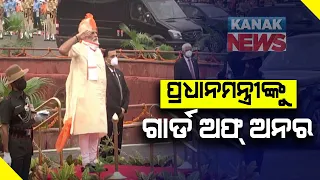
[33,0,41,35]
[224,51,265,174]
[0,64,49,180]
[174,43,200,80]
[55,13,109,173]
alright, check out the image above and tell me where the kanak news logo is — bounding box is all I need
[227,17,286,52]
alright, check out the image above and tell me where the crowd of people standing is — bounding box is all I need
[0,0,57,40]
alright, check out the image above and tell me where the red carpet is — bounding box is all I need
[48,165,191,179]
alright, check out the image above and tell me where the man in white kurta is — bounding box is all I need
[55,13,108,171]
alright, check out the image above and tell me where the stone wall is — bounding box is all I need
[0,57,222,147]
[0,57,221,111]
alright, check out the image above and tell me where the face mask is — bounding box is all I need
[110,57,118,66]
[185,50,192,58]
[13,78,27,91]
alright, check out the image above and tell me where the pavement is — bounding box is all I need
[0,34,57,56]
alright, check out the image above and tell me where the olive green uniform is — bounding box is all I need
[0,91,35,180]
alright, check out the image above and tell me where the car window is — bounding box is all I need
[130,2,156,25]
[146,0,187,20]
[58,0,94,18]
[261,35,320,71]
[248,7,316,24]
[181,5,204,18]
[198,5,229,18]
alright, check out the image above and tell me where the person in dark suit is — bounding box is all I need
[99,50,130,158]
[174,43,200,80]
[226,51,265,173]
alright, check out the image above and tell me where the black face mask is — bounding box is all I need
[12,77,27,91]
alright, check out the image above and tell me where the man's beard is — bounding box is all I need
[93,38,99,45]
[83,39,100,51]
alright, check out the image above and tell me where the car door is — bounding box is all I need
[93,0,129,39]
[128,0,159,37]
[180,5,206,26]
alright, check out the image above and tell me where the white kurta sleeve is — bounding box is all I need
[68,44,80,58]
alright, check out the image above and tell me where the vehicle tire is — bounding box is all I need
[207,30,226,53]
[151,35,166,46]
[154,39,165,47]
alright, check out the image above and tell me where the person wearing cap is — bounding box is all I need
[21,0,34,38]
[33,0,41,34]
[44,0,57,41]
[40,0,46,39]
[225,51,265,173]
[239,51,265,79]
[55,13,108,172]
[0,64,48,180]
[241,52,265,173]
[99,50,130,157]
[3,0,9,22]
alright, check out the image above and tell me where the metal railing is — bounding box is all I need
[0,47,226,63]
[33,97,63,166]
[109,103,201,177]
[30,101,200,176]
[149,104,201,176]
[167,111,201,175]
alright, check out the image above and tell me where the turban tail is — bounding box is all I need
[55,118,72,152]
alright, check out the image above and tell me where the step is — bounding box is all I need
[33,122,145,149]
[33,142,177,160]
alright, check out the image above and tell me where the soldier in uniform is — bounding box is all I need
[21,0,33,39]
[9,0,16,16]
[39,0,46,39]
[0,64,48,180]
[3,0,10,36]
[0,0,4,39]
[45,0,56,41]
[0,64,49,180]
[33,0,41,35]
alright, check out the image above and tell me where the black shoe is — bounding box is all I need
[100,151,107,159]
[91,162,109,172]
[81,163,108,173]
[81,164,96,173]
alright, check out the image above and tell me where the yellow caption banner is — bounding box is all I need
[301,0,320,20]
[160,80,297,109]
[0,158,22,179]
